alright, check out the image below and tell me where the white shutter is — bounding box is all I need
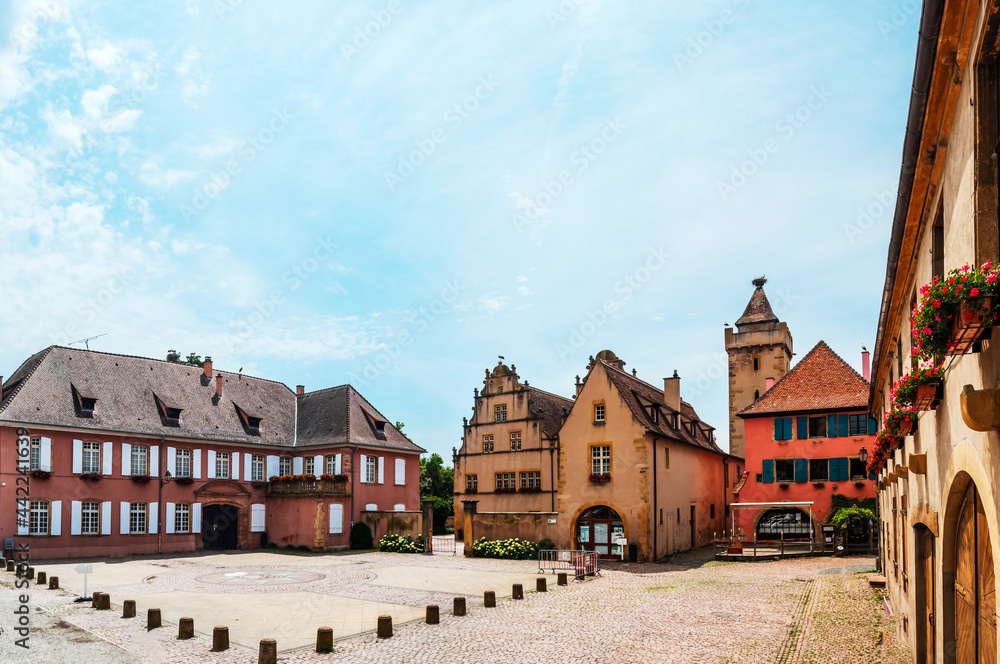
[101,502,112,535]
[165,503,175,534]
[70,501,82,536]
[360,454,367,483]
[193,449,202,479]
[17,513,28,535]
[395,458,405,485]
[365,503,377,511]
[150,446,159,477]
[232,452,240,480]
[102,442,113,475]
[293,457,303,474]
[266,455,279,479]
[377,457,384,484]
[335,453,342,475]
[244,453,252,481]
[39,437,52,472]
[120,502,130,534]
[72,439,83,474]
[314,454,323,475]
[329,504,343,534]
[166,447,176,476]
[394,504,405,511]
[148,502,158,535]
[121,443,132,476]
[207,450,216,479]
[50,501,61,536]
[192,503,202,533]
[250,503,266,532]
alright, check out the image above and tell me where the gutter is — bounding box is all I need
[871,0,945,410]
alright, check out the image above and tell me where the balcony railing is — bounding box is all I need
[267,479,349,496]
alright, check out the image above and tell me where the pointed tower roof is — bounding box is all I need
[735,276,779,328]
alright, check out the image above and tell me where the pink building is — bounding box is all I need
[0,346,423,559]
[734,341,876,539]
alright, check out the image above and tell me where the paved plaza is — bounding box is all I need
[0,548,909,663]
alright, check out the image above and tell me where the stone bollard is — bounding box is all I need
[316,627,334,653]
[37,572,46,585]
[178,617,194,639]
[92,592,101,608]
[426,605,439,625]
[97,593,111,610]
[377,615,393,638]
[557,572,568,586]
[26,567,34,580]
[537,577,547,593]
[123,600,136,619]
[512,583,523,600]
[48,576,59,590]
[4,560,12,572]
[484,591,496,608]
[212,626,230,651]
[258,639,277,664]
[453,597,466,616]
[147,608,162,630]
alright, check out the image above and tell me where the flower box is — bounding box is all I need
[495,487,517,494]
[465,487,478,494]
[778,482,790,489]
[812,482,825,488]
[319,473,348,483]
[80,472,102,482]
[854,481,866,489]
[947,298,993,355]
[518,486,542,493]
[913,383,942,411]
[30,470,51,480]
[912,262,999,360]
[175,477,194,485]
[251,480,267,489]
[131,475,151,484]
[588,473,611,485]
[897,417,916,437]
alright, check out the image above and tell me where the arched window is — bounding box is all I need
[755,507,811,539]
[576,506,624,556]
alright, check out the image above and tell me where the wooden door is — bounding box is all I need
[956,484,997,664]
[921,529,935,663]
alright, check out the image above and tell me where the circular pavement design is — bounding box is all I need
[195,569,325,586]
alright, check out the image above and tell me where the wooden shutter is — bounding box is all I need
[165,503,175,534]
[50,501,61,536]
[192,503,202,534]
[797,417,808,440]
[207,450,217,479]
[827,414,839,437]
[149,446,159,477]
[783,418,793,440]
[293,457,304,474]
[794,458,808,483]
[103,442,113,475]
[121,443,131,476]
[167,447,176,476]
[762,460,774,483]
[193,449,202,479]
[120,502,130,534]
[70,501,82,536]
[250,504,266,532]
[868,416,878,435]
[774,419,783,440]
[378,457,385,484]
[335,453,342,475]
[148,503,158,535]
[40,437,52,471]
[329,503,343,534]
[839,414,849,437]
[101,502,112,535]
[72,439,83,474]
[395,458,405,485]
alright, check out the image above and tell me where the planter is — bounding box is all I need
[250,481,267,489]
[175,477,194,485]
[854,481,866,489]
[131,475,151,484]
[898,417,916,437]
[947,297,993,355]
[30,470,51,480]
[778,483,790,489]
[913,383,942,411]
[465,488,478,494]
[588,473,611,485]
[494,487,517,494]
[518,486,541,493]
[812,482,825,488]
[79,472,101,482]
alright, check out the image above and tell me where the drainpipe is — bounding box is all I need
[548,439,555,513]
[652,437,657,561]
[156,434,166,554]
[350,443,359,529]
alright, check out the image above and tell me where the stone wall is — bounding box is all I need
[361,510,422,542]
[470,511,559,545]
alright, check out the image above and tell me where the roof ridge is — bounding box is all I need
[0,346,55,414]
[525,385,574,405]
[599,361,665,395]
[301,384,352,396]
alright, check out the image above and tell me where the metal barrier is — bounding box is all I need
[574,552,599,580]
[426,534,458,556]
[538,549,600,575]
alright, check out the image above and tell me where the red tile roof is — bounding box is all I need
[738,341,870,417]
[735,280,779,327]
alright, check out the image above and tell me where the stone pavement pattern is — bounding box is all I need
[0,549,909,663]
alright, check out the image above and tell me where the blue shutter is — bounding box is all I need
[797,417,808,439]
[827,414,838,438]
[774,419,782,440]
[868,470,877,480]
[833,457,849,481]
[868,416,878,435]
[794,458,808,482]
[783,418,793,441]
[762,459,774,483]
[839,414,849,437]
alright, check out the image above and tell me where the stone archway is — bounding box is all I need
[573,504,627,558]
[194,480,252,550]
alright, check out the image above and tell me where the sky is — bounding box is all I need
[0,0,921,461]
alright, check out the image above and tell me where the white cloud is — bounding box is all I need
[175,46,212,108]
[86,41,122,71]
[138,162,198,188]
[81,84,117,119]
[478,295,509,311]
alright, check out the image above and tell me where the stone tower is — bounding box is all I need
[725,277,793,459]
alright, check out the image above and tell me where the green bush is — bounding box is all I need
[350,522,374,550]
[829,505,876,528]
[471,537,538,560]
[537,538,555,551]
[378,534,424,553]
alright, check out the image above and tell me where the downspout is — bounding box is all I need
[549,438,555,513]
[723,457,730,538]
[157,434,165,554]
[350,443,358,529]
[652,437,657,561]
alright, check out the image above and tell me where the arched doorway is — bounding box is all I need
[202,504,239,550]
[954,483,996,664]
[576,506,624,556]
[755,506,811,540]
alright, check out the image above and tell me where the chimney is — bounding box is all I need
[663,370,681,412]
[575,375,583,397]
[203,356,213,379]
[862,348,871,382]
[296,385,305,396]
[215,374,222,397]
[765,377,775,391]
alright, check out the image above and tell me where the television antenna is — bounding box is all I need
[67,333,107,350]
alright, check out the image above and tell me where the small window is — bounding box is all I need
[365,456,377,483]
[664,447,670,470]
[753,357,759,372]
[510,431,521,451]
[131,446,148,476]
[129,502,147,534]
[80,397,97,412]
[83,442,101,474]
[494,404,507,423]
[216,452,230,479]
[755,473,764,483]
[848,414,867,436]
[498,386,504,394]
[175,449,191,478]
[677,507,681,521]
[710,504,716,519]
[754,389,760,401]
[775,459,795,483]
[81,501,100,535]
[519,471,541,489]
[304,457,315,474]
[325,455,337,474]
[251,455,264,481]
[809,458,829,482]
[482,434,494,453]
[850,457,867,480]
[29,437,41,471]
[466,474,478,491]
[495,472,516,490]
[594,404,605,423]
[278,457,291,476]
[246,416,261,430]
[591,445,611,475]
[29,500,49,535]
[175,503,190,533]
[808,416,827,438]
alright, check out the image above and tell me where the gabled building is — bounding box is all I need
[0,346,424,559]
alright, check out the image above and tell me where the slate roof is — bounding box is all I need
[296,384,423,452]
[735,282,779,328]
[0,346,423,452]
[737,341,870,417]
[598,361,729,457]
[524,387,574,439]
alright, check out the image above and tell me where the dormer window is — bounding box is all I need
[362,411,388,440]
[234,404,262,435]
[246,415,261,430]
[71,384,97,418]
[153,393,183,427]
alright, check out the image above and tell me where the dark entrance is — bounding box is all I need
[202,505,239,550]
[755,507,812,540]
[576,505,624,557]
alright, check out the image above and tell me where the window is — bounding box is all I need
[519,471,541,489]
[848,414,867,436]
[176,449,191,478]
[664,447,670,470]
[495,472,516,490]
[754,389,759,401]
[29,500,49,535]
[498,386,504,394]
[809,458,829,482]
[81,501,100,535]
[131,445,148,476]
[482,434,494,453]
[594,404,605,423]
[175,503,190,533]
[80,396,96,413]
[775,459,795,483]
[710,504,716,519]
[251,455,264,481]
[808,416,827,438]
[279,457,291,475]
[850,457,867,480]
[774,417,793,441]
[325,455,337,474]
[216,452,230,479]
[494,404,507,423]
[591,445,611,475]
[129,502,147,534]
[83,441,101,474]
[466,474,478,491]
[753,357,759,371]
[932,211,944,282]
[510,431,521,451]
[304,457,315,475]
[755,473,764,483]
[365,456,377,484]
[30,437,41,471]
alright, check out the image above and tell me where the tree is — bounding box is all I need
[419,452,454,532]
[182,353,203,367]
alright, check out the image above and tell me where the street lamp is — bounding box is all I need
[157,469,173,554]
[858,447,868,466]
[857,445,879,571]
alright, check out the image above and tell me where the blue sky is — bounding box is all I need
[0,0,920,460]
